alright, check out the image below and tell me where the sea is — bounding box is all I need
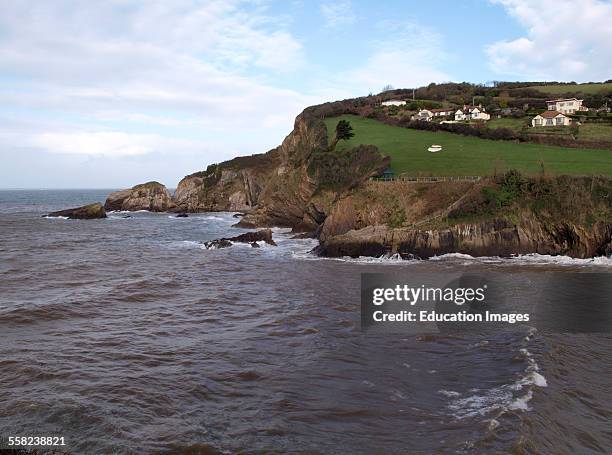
[0,190,611,455]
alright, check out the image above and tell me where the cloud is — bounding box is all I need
[0,0,321,186]
[337,21,452,94]
[487,0,612,81]
[30,132,199,157]
[320,1,356,28]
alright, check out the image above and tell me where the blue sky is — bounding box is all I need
[1,0,611,188]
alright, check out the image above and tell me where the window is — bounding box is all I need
[535,118,542,126]
[556,117,564,125]
[546,118,553,126]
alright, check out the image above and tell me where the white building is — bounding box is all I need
[455,105,490,121]
[415,108,455,121]
[546,98,587,115]
[415,109,433,121]
[532,110,571,127]
[382,100,407,107]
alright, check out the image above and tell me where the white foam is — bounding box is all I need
[438,390,461,398]
[43,215,69,220]
[509,390,533,411]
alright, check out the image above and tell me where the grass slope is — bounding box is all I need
[324,115,612,177]
[526,82,612,95]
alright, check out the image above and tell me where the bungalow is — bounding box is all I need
[382,100,407,107]
[415,107,455,121]
[531,110,571,127]
[546,98,587,115]
[431,108,455,117]
[415,109,434,121]
[455,104,490,122]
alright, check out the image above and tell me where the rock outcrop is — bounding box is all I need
[104,181,175,212]
[171,106,389,230]
[313,219,612,259]
[46,203,107,219]
[314,175,612,259]
[203,229,277,249]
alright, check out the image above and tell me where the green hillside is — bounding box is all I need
[526,82,612,95]
[324,115,612,177]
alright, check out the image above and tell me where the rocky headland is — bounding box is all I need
[96,97,610,259]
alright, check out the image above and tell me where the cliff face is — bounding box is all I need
[315,175,612,259]
[171,109,389,229]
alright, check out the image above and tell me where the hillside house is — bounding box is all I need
[531,110,571,127]
[382,100,407,107]
[431,108,455,117]
[546,98,587,115]
[415,109,434,121]
[455,105,490,121]
[415,108,456,122]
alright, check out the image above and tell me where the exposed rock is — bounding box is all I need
[202,229,277,249]
[104,181,175,212]
[314,215,612,260]
[46,203,107,220]
[175,213,189,218]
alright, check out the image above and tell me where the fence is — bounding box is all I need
[370,175,481,183]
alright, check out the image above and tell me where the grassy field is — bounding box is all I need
[487,117,527,132]
[526,82,612,95]
[324,115,612,177]
[577,123,612,141]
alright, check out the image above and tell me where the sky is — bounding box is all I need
[1,0,611,188]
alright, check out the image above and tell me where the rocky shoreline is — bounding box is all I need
[46,98,612,259]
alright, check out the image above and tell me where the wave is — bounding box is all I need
[445,334,547,422]
[42,215,69,220]
[430,252,612,267]
[293,249,612,267]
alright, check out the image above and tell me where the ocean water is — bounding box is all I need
[0,190,611,454]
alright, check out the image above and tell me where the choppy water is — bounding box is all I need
[0,190,611,454]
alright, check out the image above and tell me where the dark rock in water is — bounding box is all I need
[203,229,277,249]
[203,239,233,249]
[121,215,132,219]
[46,203,106,220]
[175,213,189,218]
[231,229,277,246]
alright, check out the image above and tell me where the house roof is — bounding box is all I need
[431,108,453,113]
[539,110,567,119]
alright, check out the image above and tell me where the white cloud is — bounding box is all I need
[30,132,199,158]
[0,0,322,186]
[487,0,612,81]
[336,21,452,94]
[320,1,356,28]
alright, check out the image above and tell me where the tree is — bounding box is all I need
[381,84,394,93]
[329,120,354,151]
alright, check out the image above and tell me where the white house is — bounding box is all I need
[532,110,571,127]
[415,109,433,121]
[415,108,455,121]
[430,108,455,117]
[546,98,587,115]
[382,100,407,107]
[455,105,490,121]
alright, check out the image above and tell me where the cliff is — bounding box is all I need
[314,174,612,259]
[171,105,390,229]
